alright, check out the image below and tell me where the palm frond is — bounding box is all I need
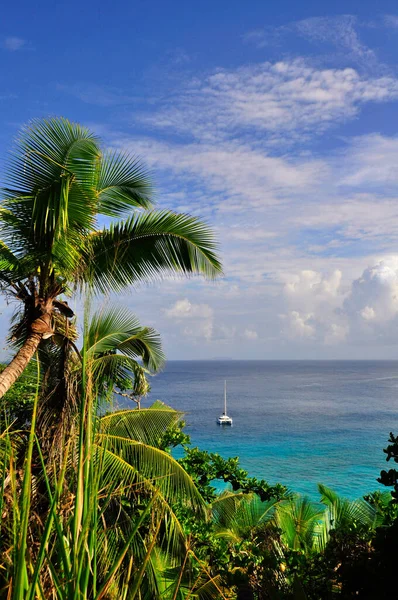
[1,118,101,278]
[100,405,183,447]
[213,491,281,548]
[96,436,205,514]
[275,496,326,552]
[3,116,99,193]
[318,483,378,530]
[92,354,147,395]
[85,210,222,292]
[86,306,164,371]
[212,491,251,527]
[0,239,25,283]
[96,150,153,216]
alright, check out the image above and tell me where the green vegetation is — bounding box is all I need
[0,117,397,599]
[0,116,221,399]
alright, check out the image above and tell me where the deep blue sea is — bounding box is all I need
[142,361,398,499]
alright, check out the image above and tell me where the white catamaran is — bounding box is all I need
[217,380,233,425]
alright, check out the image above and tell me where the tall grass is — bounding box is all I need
[0,308,221,600]
[0,322,161,598]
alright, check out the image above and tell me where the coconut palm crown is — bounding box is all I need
[0,117,222,397]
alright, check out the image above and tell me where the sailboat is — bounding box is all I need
[217,380,233,425]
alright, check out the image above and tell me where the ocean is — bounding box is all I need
[142,361,398,499]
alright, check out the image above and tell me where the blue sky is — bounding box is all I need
[3,2,398,359]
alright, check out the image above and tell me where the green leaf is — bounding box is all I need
[96,150,153,216]
[86,306,164,371]
[100,406,184,447]
[96,437,205,514]
[85,210,222,292]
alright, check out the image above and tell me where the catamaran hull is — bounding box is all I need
[217,418,233,425]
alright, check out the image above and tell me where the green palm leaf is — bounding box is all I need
[96,437,205,514]
[86,306,164,371]
[275,496,325,552]
[100,405,183,447]
[4,117,99,193]
[318,483,379,531]
[213,491,281,545]
[0,116,221,400]
[85,210,222,292]
[0,239,26,283]
[96,150,153,216]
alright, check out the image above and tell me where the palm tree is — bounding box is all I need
[0,398,209,597]
[34,305,165,454]
[212,491,285,599]
[211,486,388,599]
[0,117,222,397]
[85,305,163,401]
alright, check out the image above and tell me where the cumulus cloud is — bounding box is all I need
[163,299,253,344]
[244,328,258,340]
[360,306,375,321]
[280,311,315,339]
[278,270,346,344]
[165,298,214,340]
[344,258,398,327]
[282,270,343,310]
[165,298,213,319]
[278,258,398,347]
[324,323,348,345]
[182,321,213,341]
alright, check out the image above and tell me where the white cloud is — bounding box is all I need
[294,16,377,64]
[244,328,258,340]
[340,134,398,188]
[227,229,277,241]
[142,60,398,142]
[279,270,346,343]
[281,311,315,339]
[3,37,26,51]
[283,270,343,309]
[244,16,378,68]
[111,125,398,318]
[165,298,214,341]
[344,257,398,325]
[278,257,398,347]
[165,298,213,319]
[49,36,398,358]
[183,321,213,341]
[213,324,237,342]
[324,323,348,345]
[119,136,326,211]
[360,306,376,321]
[383,15,398,29]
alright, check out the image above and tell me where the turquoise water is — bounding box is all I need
[143,361,398,499]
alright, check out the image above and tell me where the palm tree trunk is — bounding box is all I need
[0,332,42,398]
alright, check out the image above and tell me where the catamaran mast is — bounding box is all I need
[224,380,227,414]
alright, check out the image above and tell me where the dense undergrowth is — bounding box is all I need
[1,358,398,599]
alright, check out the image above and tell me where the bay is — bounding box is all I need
[141,360,398,498]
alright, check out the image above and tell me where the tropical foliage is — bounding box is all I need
[0,116,224,599]
[1,117,397,599]
[0,117,221,398]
